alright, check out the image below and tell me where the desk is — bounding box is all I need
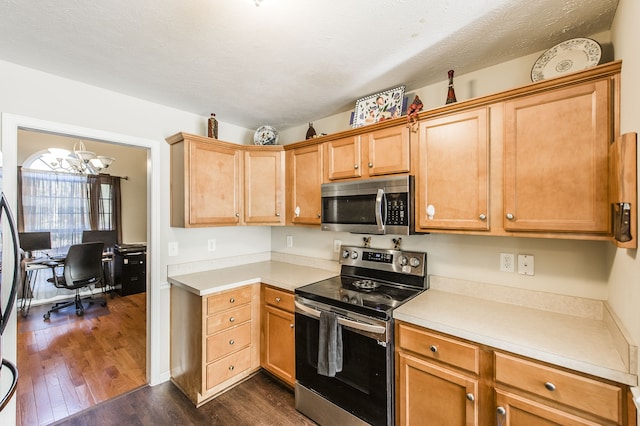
[19,253,115,317]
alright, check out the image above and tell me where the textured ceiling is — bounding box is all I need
[0,0,619,131]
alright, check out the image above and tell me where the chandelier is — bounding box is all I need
[42,141,115,174]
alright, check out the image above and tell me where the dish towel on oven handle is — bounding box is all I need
[317,310,343,377]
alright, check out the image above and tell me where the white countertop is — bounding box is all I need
[167,260,338,296]
[394,286,638,386]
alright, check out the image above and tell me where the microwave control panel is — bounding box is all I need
[386,193,408,225]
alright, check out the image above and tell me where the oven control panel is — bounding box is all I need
[340,245,426,277]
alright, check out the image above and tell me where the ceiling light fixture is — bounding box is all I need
[254,0,263,6]
[43,141,115,174]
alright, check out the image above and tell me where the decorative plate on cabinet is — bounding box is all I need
[531,38,602,82]
[253,125,279,145]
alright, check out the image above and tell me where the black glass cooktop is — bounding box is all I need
[295,275,423,320]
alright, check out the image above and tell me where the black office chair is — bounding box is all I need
[44,241,107,320]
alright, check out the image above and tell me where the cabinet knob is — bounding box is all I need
[354,164,359,169]
[275,297,281,303]
[506,213,515,220]
[235,213,240,217]
[368,162,373,168]
[229,317,235,323]
[290,323,295,328]
[496,406,506,416]
[479,214,487,221]
[276,212,280,217]
[429,345,438,353]
[317,213,321,218]
[229,339,235,345]
[229,365,235,371]
[294,206,301,217]
[229,297,235,303]
[544,382,556,392]
[466,393,475,402]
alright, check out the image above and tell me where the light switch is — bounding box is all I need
[168,242,179,257]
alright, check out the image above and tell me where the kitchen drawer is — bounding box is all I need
[205,346,251,390]
[206,304,252,335]
[263,285,294,312]
[206,322,252,363]
[494,352,622,423]
[397,322,479,374]
[206,286,253,315]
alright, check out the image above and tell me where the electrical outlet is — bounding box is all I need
[518,254,535,276]
[168,242,179,257]
[499,252,515,272]
[207,239,216,251]
[333,239,342,253]
[286,235,293,248]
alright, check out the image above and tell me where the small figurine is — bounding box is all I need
[406,95,423,132]
[208,113,218,139]
[446,70,457,104]
[306,122,317,139]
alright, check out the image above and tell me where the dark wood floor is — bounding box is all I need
[17,292,147,426]
[51,371,317,426]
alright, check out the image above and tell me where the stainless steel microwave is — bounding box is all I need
[321,175,416,235]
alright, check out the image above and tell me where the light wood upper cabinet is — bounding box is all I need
[168,135,242,227]
[324,135,362,180]
[166,133,284,228]
[324,124,411,181]
[503,80,611,234]
[286,144,323,225]
[244,148,285,225]
[416,108,490,231]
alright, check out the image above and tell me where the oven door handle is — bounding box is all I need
[295,301,386,334]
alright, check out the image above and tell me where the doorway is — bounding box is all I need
[1,113,162,425]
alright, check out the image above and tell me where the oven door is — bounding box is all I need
[294,299,393,426]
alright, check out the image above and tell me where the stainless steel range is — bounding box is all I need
[294,245,428,426]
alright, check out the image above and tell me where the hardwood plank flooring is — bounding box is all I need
[51,372,317,426]
[17,292,147,426]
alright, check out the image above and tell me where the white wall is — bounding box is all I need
[610,0,640,388]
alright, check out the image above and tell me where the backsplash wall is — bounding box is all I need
[270,226,610,300]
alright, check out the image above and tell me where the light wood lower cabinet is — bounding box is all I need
[396,322,489,425]
[170,284,261,406]
[260,285,295,387]
[396,321,636,426]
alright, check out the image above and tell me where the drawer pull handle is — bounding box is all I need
[466,393,475,402]
[429,345,438,353]
[229,317,235,323]
[229,297,235,303]
[229,365,235,371]
[275,297,281,303]
[229,339,235,345]
[544,382,556,392]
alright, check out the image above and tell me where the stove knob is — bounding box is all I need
[410,257,421,267]
[342,250,350,259]
[351,251,358,259]
[399,256,408,266]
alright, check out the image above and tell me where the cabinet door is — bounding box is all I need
[189,141,242,226]
[397,352,479,426]
[503,80,610,233]
[244,149,285,225]
[325,136,362,180]
[416,109,489,231]
[262,304,295,386]
[367,125,411,176]
[495,390,603,426]
[287,144,323,225]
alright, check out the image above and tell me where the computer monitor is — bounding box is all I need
[81,230,117,250]
[18,231,52,256]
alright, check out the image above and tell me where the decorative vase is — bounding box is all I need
[207,113,218,139]
[446,70,457,104]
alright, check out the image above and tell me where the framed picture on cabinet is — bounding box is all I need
[352,85,406,128]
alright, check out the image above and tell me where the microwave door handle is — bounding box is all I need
[375,188,385,233]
